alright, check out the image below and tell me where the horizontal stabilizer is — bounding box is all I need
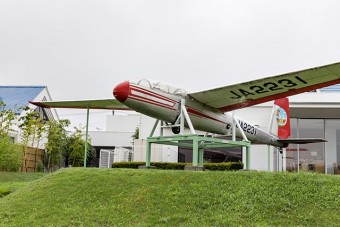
[277,138,327,145]
[29,99,131,110]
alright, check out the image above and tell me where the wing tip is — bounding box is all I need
[29,101,49,108]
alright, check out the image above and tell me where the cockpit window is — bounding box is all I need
[130,79,187,97]
[136,79,152,89]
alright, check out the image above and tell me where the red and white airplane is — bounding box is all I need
[31,62,340,147]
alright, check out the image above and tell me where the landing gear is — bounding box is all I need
[171,126,180,134]
[279,147,284,172]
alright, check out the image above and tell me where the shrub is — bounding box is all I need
[112,162,243,171]
[0,134,23,171]
[204,162,243,171]
[36,160,44,172]
[112,162,145,169]
[0,188,11,198]
[153,162,187,170]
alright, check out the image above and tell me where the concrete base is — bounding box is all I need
[184,166,205,171]
[138,165,157,169]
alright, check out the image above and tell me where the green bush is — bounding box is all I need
[0,188,11,198]
[0,134,23,171]
[112,162,243,171]
[204,162,243,171]
[112,162,145,169]
[112,162,187,170]
[35,160,44,172]
[153,162,187,170]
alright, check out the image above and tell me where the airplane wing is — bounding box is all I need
[29,99,131,110]
[189,62,340,112]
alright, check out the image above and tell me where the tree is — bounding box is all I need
[132,126,139,140]
[64,127,95,167]
[0,100,96,171]
[19,107,46,148]
[0,101,17,136]
[18,107,47,172]
[44,119,70,172]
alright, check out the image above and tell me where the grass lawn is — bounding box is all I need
[0,168,339,226]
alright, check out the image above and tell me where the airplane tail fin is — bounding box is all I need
[274,98,291,139]
[270,98,327,147]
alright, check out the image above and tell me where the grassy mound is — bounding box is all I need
[0,168,339,226]
[0,172,45,198]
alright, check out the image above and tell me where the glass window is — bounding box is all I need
[325,120,340,174]
[286,119,325,173]
[130,79,187,96]
[286,119,298,172]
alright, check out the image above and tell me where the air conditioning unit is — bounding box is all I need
[99,149,114,168]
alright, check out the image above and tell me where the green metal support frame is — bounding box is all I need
[84,108,90,167]
[146,134,251,169]
[267,145,271,171]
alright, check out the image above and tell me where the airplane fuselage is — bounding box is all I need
[113,80,283,147]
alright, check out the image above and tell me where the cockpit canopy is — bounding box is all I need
[130,79,187,97]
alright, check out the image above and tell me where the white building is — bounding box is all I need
[0,86,59,172]
[89,114,179,166]
[87,86,340,174]
[0,86,59,145]
[87,114,139,166]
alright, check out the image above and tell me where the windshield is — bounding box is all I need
[130,79,187,96]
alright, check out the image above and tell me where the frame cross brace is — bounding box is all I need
[145,134,251,169]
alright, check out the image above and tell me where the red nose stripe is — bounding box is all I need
[113,81,130,102]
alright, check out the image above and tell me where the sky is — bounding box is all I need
[1,0,340,130]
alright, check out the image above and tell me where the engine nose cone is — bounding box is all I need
[113,81,130,102]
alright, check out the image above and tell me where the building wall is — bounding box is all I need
[234,104,280,171]
[325,125,337,174]
[106,114,140,132]
[133,139,178,163]
[89,131,134,147]
[6,87,59,148]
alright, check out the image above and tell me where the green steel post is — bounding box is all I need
[198,148,204,167]
[268,145,271,171]
[146,140,151,167]
[246,145,250,170]
[192,138,198,166]
[84,108,89,167]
